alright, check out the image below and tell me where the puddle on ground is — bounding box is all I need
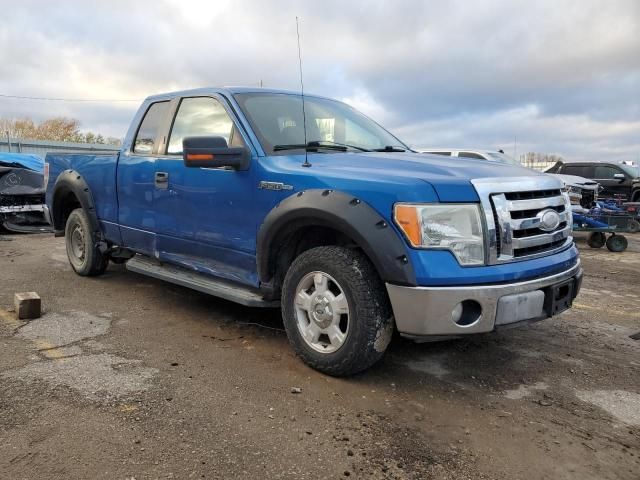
[576,389,640,426]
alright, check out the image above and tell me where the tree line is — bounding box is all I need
[0,117,122,146]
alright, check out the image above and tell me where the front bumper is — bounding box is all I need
[386,261,582,337]
[43,204,52,225]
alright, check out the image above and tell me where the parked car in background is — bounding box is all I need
[419,149,600,208]
[0,153,49,232]
[545,161,640,201]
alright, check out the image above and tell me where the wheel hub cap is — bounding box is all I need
[70,225,85,261]
[311,296,333,328]
[293,271,350,354]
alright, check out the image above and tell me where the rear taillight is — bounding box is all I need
[43,162,49,189]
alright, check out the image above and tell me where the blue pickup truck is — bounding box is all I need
[45,87,582,375]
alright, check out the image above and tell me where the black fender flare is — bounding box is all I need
[257,189,416,287]
[51,170,103,242]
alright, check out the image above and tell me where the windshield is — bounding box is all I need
[619,163,640,178]
[234,92,408,154]
[486,152,521,166]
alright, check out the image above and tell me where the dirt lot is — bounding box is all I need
[0,232,638,479]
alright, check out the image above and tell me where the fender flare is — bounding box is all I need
[257,189,417,287]
[51,170,103,241]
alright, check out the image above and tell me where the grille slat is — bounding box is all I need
[504,189,561,201]
[490,191,571,261]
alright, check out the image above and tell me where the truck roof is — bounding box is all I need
[145,86,322,102]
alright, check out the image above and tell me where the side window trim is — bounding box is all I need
[161,95,250,157]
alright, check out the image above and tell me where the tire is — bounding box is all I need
[606,234,628,252]
[64,208,108,276]
[627,219,640,234]
[281,246,394,376]
[587,232,606,248]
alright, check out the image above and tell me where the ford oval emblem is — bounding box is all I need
[537,209,561,232]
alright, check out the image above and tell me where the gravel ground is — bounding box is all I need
[0,232,638,479]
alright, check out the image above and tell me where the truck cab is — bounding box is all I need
[45,87,582,375]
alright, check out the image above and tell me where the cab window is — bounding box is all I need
[562,165,589,177]
[594,165,623,179]
[458,152,485,159]
[133,101,170,154]
[167,97,243,155]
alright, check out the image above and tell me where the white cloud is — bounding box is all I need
[0,0,638,159]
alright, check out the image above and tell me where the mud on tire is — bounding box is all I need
[281,246,394,376]
[65,208,108,276]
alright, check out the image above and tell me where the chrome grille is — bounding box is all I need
[471,177,573,264]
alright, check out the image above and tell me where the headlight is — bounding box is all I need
[394,203,485,266]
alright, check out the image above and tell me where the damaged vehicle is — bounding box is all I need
[0,153,50,233]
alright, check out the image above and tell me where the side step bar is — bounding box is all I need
[126,255,278,308]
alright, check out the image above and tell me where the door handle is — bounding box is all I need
[155,171,169,189]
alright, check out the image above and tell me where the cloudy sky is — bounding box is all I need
[1,0,638,161]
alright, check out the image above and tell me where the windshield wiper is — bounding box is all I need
[273,141,371,152]
[372,145,406,152]
[316,140,371,152]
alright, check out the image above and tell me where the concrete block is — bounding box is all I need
[14,292,41,320]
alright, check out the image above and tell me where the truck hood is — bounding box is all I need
[303,152,550,201]
[548,173,600,191]
[0,153,43,172]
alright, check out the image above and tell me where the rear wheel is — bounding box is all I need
[65,208,108,276]
[281,246,394,376]
[587,232,606,248]
[627,219,640,234]
[606,234,628,252]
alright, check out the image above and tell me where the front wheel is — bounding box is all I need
[65,208,108,276]
[606,234,628,252]
[281,246,394,376]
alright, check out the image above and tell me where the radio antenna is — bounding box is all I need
[296,16,311,167]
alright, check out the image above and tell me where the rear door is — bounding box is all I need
[153,95,260,286]
[559,164,590,177]
[117,100,171,254]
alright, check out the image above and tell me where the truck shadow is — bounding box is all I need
[96,263,594,397]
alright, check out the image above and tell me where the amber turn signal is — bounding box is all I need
[394,205,422,246]
[186,153,215,161]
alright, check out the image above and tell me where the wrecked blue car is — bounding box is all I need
[0,153,49,232]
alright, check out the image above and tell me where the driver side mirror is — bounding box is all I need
[182,136,250,170]
[613,173,626,182]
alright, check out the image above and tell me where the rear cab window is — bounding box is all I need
[133,101,170,154]
[562,165,590,177]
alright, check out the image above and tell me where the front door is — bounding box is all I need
[153,95,260,287]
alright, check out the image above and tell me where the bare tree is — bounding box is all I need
[1,116,120,145]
